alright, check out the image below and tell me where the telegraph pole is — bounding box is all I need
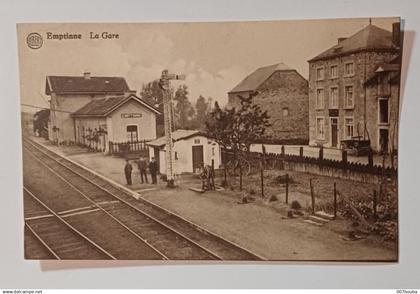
[159,69,185,188]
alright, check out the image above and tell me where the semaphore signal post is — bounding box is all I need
[159,69,186,188]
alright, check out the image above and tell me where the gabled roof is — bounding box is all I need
[309,24,398,62]
[147,129,206,147]
[228,63,293,93]
[71,94,161,117]
[364,61,401,86]
[46,75,132,95]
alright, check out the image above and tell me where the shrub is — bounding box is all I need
[291,200,302,210]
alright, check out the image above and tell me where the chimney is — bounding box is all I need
[337,37,347,44]
[392,22,401,48]
[83,72,91,80]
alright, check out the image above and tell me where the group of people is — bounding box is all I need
[124,156,158,186]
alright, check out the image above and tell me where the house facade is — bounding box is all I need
[147,130,222,175]
[228,63,309,144]
[72,95,161,153]
[308,23,401,153]
[46,72,135,144]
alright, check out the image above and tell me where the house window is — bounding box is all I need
[330,65,338,78]
[282,107,289,116]
[379,98,389,124]
[212,147,215,156]
[316,67,325,80]
[194,138,200,144]
[126,125,138,142]
[344,62,354,76]
[316,88,324,109]
[344,85,354,108]
[175,151,178,160]
[316,117,325,140]
[330,87,338,109]
[345,117,354,139]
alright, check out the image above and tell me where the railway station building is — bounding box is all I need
[46,72,161,153]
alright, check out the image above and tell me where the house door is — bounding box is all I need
[192,145,204,173]
[379,129,389,153]
[126,125,138,142]
[331,118,338,148]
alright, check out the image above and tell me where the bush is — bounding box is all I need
[291,200,302,210]
[249,188,256,195]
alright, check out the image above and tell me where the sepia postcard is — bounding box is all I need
[17,17,402,262]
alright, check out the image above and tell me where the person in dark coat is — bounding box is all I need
[124,159,133,185]
[137,156,148,184]
[148,157,158,184]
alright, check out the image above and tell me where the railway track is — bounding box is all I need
[23,137,264,260]
[24,188,114,260]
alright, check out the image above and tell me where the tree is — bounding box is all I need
[33,109,50,139]
[190,95,211,130]
[205,92,271,188]
[173,84,195,129]
[140,80,166,136]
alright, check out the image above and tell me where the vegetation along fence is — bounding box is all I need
[222,146,397,184]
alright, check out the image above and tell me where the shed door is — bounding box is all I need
[192,145,204,173]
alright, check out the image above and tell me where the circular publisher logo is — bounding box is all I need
[27,32,43,49]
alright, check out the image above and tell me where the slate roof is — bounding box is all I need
[71,95,161,117]
[309,24,398,62]
[147,129,205,147]
[228,63,292,93]
[46,75,132,95]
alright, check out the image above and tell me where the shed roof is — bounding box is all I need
[309,24,398,62]
[147,129,206,147]
[228,63,292,93]
[46,75,132,95]
[71,94,161,117]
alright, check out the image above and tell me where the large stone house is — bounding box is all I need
[307,23,401,153]
[228,63,309,144]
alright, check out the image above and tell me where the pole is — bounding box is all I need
[239,159,243,191]
[160,70,185,188]
[333,182,337,219]
[310,178,315,215]
[285,173,289,204]
[163,82,175,188]
[373,189,377,218]
[211,159,215,190]
[260,165,264,198]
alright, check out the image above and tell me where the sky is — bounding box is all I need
[17,17,398,112]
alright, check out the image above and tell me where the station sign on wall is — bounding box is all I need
[121,113,142,118]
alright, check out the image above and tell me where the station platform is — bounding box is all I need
[28,136,397,261]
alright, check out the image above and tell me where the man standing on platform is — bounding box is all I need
[124,159,133,185]
[148,157,158,184]
[137,156,148,184]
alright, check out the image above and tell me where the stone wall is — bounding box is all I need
[228,70,309,143]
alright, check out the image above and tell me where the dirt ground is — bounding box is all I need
[30,136,398,261]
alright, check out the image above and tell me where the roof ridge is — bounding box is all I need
[308,23,396,62]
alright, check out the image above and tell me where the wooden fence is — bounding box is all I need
[109,140,149,157]
[222,147,397,184]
